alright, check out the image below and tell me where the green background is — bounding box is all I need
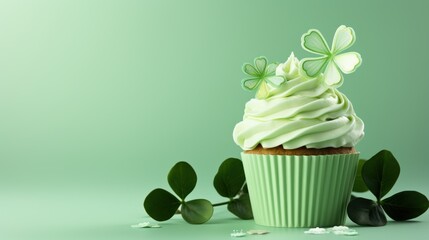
[1,0,428,239]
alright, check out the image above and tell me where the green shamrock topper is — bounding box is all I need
[241,57,285,99]
[301,25,362,87]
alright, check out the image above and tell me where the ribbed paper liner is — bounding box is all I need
[242,153,359,227]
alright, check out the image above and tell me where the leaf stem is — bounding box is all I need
[212,200,230,207]
[176,199,232,214]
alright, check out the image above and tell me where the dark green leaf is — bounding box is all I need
[213,158,246,198]
[181,199,213,224]
[353,159,369,192]
[144,188,181,221]
[362,150,400,200]
[168,161,197,200]
[227,193,253,220]
[347,197,387,226]
[381,191,429,221]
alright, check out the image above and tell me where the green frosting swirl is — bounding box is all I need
[233,53,364,150]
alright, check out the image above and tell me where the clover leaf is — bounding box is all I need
[181,199,214,224]
[144,188,181,221]
[213,158,246,198]
[382,191,429,221]
[213,158,253,219]
[348,150,429,226]
[168,161,197,200]
[348,197,387,226]
[241,56,285,99]
[362,150,400,200]
[301,25,362,88]
[144,161,213,224]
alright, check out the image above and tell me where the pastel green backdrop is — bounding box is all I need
[1,0,428,239]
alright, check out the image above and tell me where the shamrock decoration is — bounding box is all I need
[348,150,429,226]
[301,25,362,87]
[144,158,253,224]
[241,57,285,99]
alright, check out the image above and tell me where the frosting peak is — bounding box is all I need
[276,52,300,80]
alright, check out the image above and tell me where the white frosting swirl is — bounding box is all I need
[233,53,364,150]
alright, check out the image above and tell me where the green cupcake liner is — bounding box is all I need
[241,153,359,227]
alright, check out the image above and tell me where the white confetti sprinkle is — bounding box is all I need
[131,222,161,228]
[330,226,350,231]
[231,229,246,237]
[304,227,328,234]
[329,226,358,236]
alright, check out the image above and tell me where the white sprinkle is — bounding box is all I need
[304,227,328,234]
[131,222,161,228]
[231,229,246,237]
[330,226,350,231]
[329,226,358,236]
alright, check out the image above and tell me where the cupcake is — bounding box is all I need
[233,25,364,227]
